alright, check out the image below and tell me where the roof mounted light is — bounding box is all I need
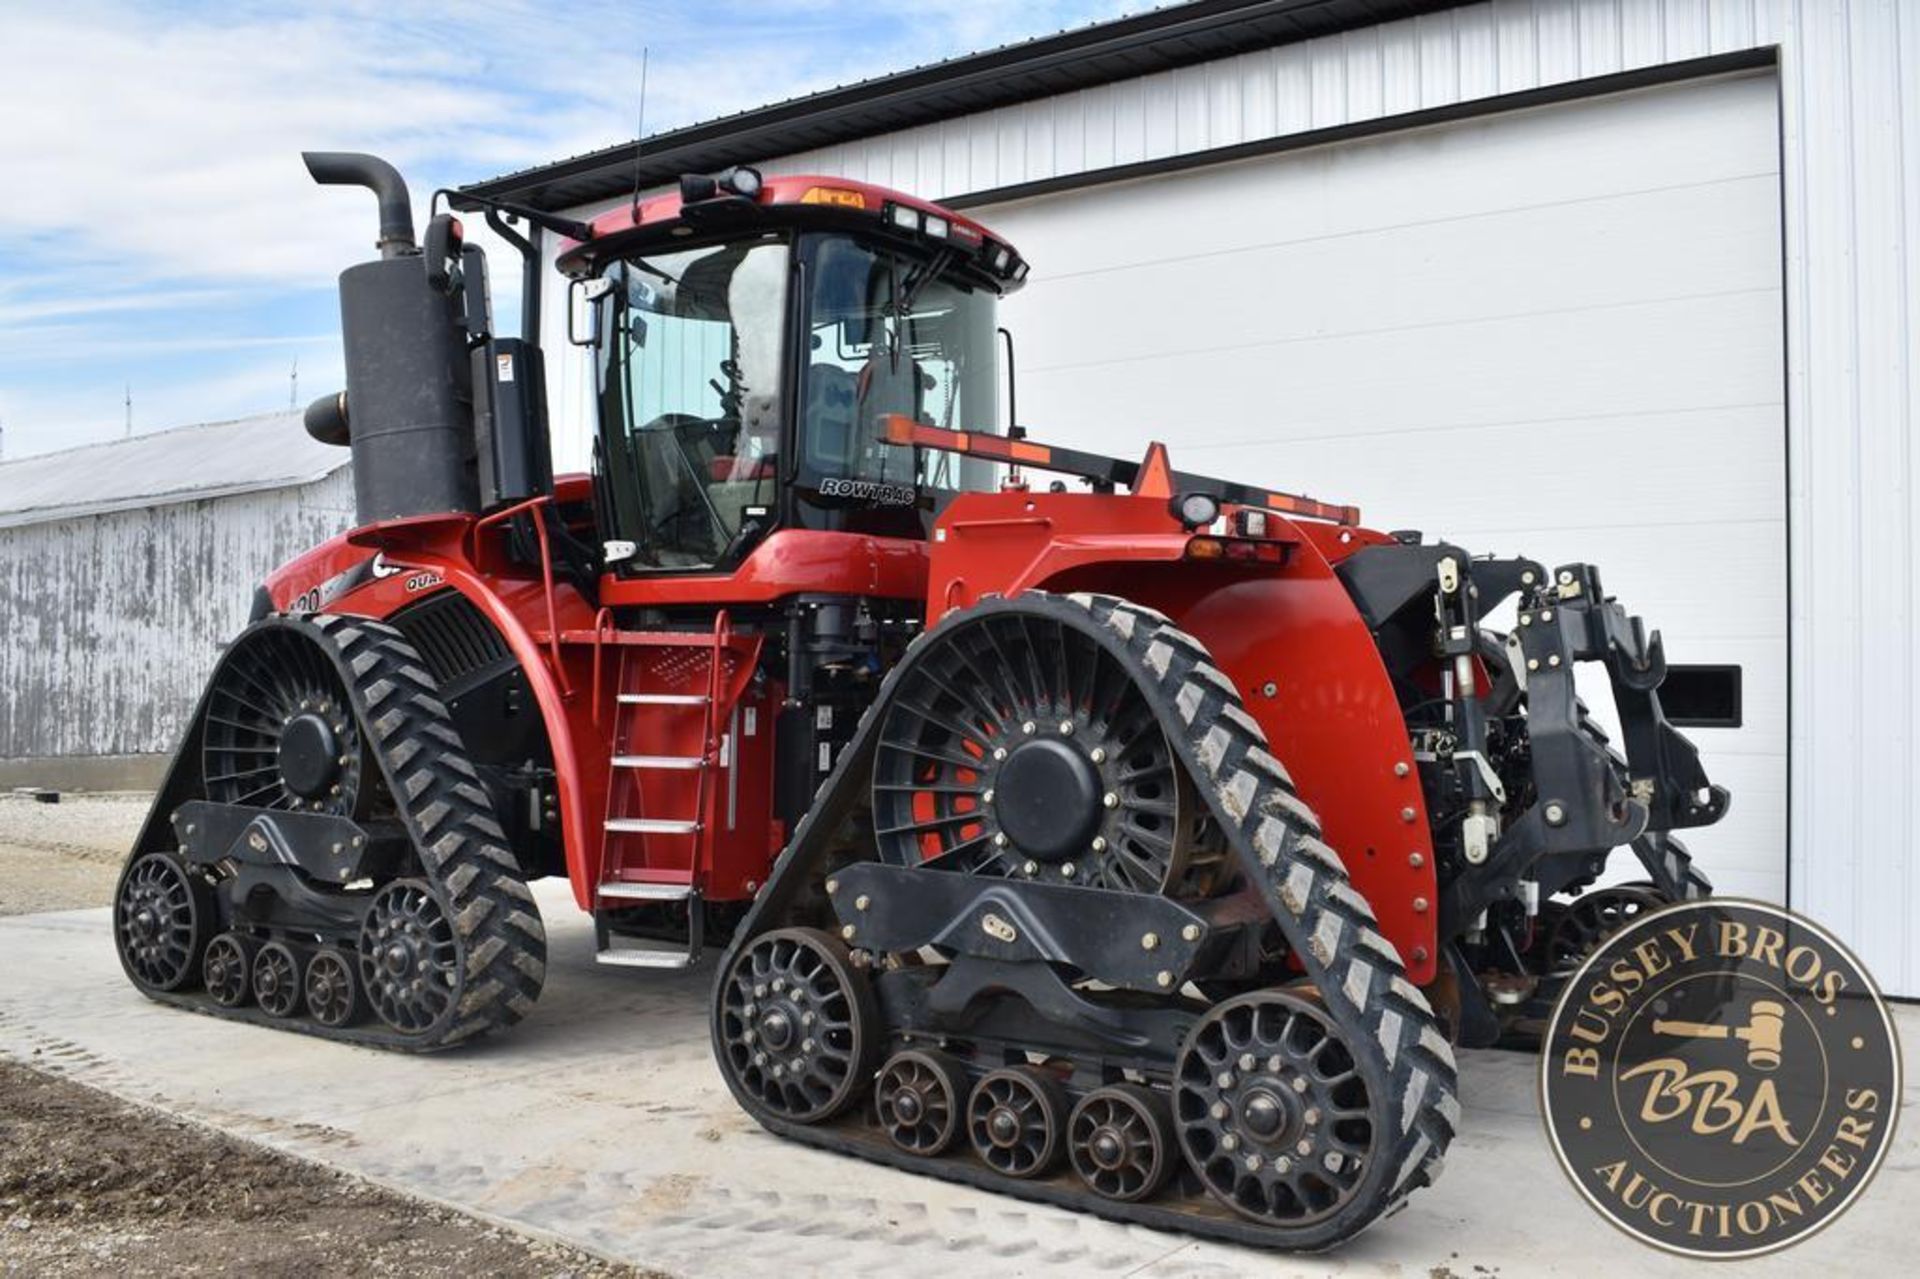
[888,203,920,231]
[680,165,763,205]
[1171,491,1222,531]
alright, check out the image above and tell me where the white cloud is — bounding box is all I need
[0,0,1137,456]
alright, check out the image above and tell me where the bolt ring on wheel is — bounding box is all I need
[1174,990,1380,1228]
[359,878,462,1035]
[1069,1083,1177,1202]
[875,1049,966,1155]
[304,948,360,1028]
[717,928,879,1124]
[202,932,255,1008]
[967,1066,1068,1179]
[252,941,303,1018]
[114,852,211,993]
[870,609,1223,895]
[1546,884,1667,972]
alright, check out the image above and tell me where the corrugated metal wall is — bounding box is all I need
[0,469,353,762]
[540,0,1920,989]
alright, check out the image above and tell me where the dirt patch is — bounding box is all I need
[0,792,147,916]
[0,1059,653,1277]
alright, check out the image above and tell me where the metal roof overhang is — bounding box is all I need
[455,0,1467,212]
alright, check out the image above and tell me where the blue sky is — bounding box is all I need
[0,0,1137,460]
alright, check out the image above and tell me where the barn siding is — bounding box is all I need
[0,468,353,761]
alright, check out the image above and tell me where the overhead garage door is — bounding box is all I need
[977,71,1786,902]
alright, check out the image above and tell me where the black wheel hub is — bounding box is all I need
[202,628,363,815]
[277,712,340,798]
[1068,1084,1176,1202]
[115,853,206,993]
[966,1067,1064,1178]
[874,1049,964,1156]
[718,929,876,1125]
[1174,991,1378,1227]
[359,879,460,1034]
[993,738,1101,862]
[871,608,1222,894]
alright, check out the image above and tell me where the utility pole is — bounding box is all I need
[289,358,299,411]
[124,384,133,438]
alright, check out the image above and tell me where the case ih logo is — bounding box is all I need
[1542,900,1900,1258]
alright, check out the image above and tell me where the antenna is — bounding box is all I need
[289,357,299,410]
[628,45,651,217]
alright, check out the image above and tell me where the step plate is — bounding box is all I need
[595,949,696,970]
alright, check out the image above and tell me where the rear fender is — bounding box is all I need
[925,489,1438,982]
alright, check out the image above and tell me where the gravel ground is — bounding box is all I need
[0,1060,645,1277]
[0,793,650,1277]
[0,792,145,916]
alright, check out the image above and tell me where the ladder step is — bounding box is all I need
[604,817,700,835]
[595,948,696,970]
[618,693,709,706]
[596,882,695,902]
[612,754,704,771]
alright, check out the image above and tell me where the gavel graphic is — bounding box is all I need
[1651,1000,1787,1071]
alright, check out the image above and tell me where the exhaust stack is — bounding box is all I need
[303,150,478,525]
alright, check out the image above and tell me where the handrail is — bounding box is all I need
[473,496,569,696]
[590,606,616,728]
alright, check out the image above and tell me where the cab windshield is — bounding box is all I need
[798,233,999,515]
[595,227,1002,569]
[598,235,788,569]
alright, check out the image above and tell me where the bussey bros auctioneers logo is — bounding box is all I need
[1541,899,1900,1258]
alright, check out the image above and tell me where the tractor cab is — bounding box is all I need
[559,172,1028,572]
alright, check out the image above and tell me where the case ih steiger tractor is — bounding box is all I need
[113,151,1729,1249]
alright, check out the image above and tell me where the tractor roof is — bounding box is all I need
[555,174,1026,292]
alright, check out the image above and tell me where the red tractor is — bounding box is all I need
[113,152,1729,1249]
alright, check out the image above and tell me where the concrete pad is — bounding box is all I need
[2,879,1910,1277]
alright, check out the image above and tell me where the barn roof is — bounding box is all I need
[0,412,348,532]
[455,0,1463,213]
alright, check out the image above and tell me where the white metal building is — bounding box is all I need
[0,413,352,789]
[463,0,1920,995]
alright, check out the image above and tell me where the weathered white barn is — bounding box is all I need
[463,0,1920,993]
[0,413,351,789]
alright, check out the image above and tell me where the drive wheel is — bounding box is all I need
[202,933,254,1008]
[1070,1084,1176,1202]
[875,1050,965,1155]
[967,1066,1067,1178]
[360,879,461,1035]
[871,606,1225,894]
[304,948,360,1028]
[1174,990,1380,1229]
[201,626,366,815]
[252,942,303,1018]
[114,853,211,993]
[716,928,878,1124]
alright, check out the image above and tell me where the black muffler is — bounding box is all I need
[304,151,478,525]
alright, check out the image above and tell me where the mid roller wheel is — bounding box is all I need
[967,1066,1067,1179]
[202,932,255,1008]
[114,853,212,994]
[304,948,360,1028]
[716,928,879,1124]
[1174,990,1381,1230]
[1069,1084,1176,1202]
[252,942,303,1018]
[875,1050,965,1155]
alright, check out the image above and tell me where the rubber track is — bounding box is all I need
[715,590,1458,1249]
[134,613,547,1051]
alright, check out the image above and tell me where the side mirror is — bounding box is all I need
[568,276,614,347]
